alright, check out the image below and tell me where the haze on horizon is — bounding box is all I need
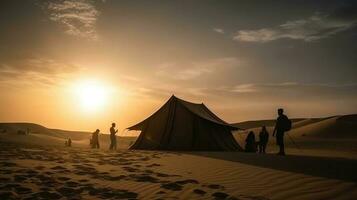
[0,0,356,135]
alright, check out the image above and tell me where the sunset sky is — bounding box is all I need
[1,0,356,134]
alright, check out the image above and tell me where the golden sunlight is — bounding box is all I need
[73,80,112,112]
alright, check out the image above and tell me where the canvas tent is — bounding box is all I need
[127,95,243,151]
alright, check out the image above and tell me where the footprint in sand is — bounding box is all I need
[155,172,181,178]
[156,191,166,194]
[2,183,21,190]
[128,174,160,183]
[51,166,67,170]
[175,179,199,185]
[0,191,18,199]
[146,163,161,167]
[193,189,207,195]
[22,169,39,178]
[238,194,270,200]
[212,192,230,199]
[65,181,80,187]
[0,161,17,167]
[78,179,89,183]
[0,177,11,182]
[32,191,62,199]
[84,186,138,199]
[57,176,71,181]
[57,186,81,197]
[14,186,32,194]
[205,184,225,190]
[122,166,139,173]
[14,175,27,182]
[104,175,126,181]
[34,166,45,170]
[161,179,199,191]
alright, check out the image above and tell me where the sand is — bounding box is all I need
[1,115,357,199]
[0,141,356,200]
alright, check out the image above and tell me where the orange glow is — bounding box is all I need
[72,79,113,113]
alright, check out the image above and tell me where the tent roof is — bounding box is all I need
[127,95,239,130]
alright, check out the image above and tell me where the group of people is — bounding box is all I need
[244,108,291,156]
[90,122,119,150]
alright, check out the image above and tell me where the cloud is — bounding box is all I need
[234,4,357,42]
[42,0,102,40]
[0,58,81,86]
[222,82,357,100]
[231,84,257,93]
[156,57,241,80]
[213,28,225,34]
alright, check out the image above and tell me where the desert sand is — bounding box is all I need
[0,115,357,200]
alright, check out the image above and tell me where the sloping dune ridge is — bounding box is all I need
[233,114,357,138]
[0,123,136,149]
[289,114,357,138]
[0,115,357,199]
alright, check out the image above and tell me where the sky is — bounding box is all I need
[0,0,357,135]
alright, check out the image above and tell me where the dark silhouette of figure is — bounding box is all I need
[273,108,290,155]
[245,131,257,152]
[92,129,100,149]
[26,128,30,135]
[258,126,269,153]
[68,138,72,147]
[109,123,118,150]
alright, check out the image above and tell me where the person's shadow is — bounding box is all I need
[188,152,357,182]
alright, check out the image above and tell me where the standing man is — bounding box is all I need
[109,123,118,150]
[92,129,100,149]
[273,108,291,156]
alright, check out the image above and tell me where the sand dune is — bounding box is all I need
[0,123,137,149]
[0,141,356,200]
[232,118,305,130]
[1,116,357,199]
[289,114,357,138]
[233,114,357,159]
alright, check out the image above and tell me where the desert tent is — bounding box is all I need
[127,95,243,151]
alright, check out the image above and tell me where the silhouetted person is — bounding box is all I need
[67,138,72,147]
[273,108,291,155]
[92,129,100,149]
[245,131,257,152]
[109,123,118,150]
[258,126,269,153]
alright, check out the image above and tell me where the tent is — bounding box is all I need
[127,95,243,151]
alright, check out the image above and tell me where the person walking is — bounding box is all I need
[109,123,118,150]
[258,126,269,153]
[273,108,291,156]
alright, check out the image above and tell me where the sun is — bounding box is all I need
[73,80,112,112]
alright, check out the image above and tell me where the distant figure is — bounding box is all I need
[245,131,257,152]
[258,126,269,153]
[109,123,118,150]
[68,138,72,147]
[273,108,291,156]
[65,138,72,147]
[92,129,100,149]
[26,128,30,135]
